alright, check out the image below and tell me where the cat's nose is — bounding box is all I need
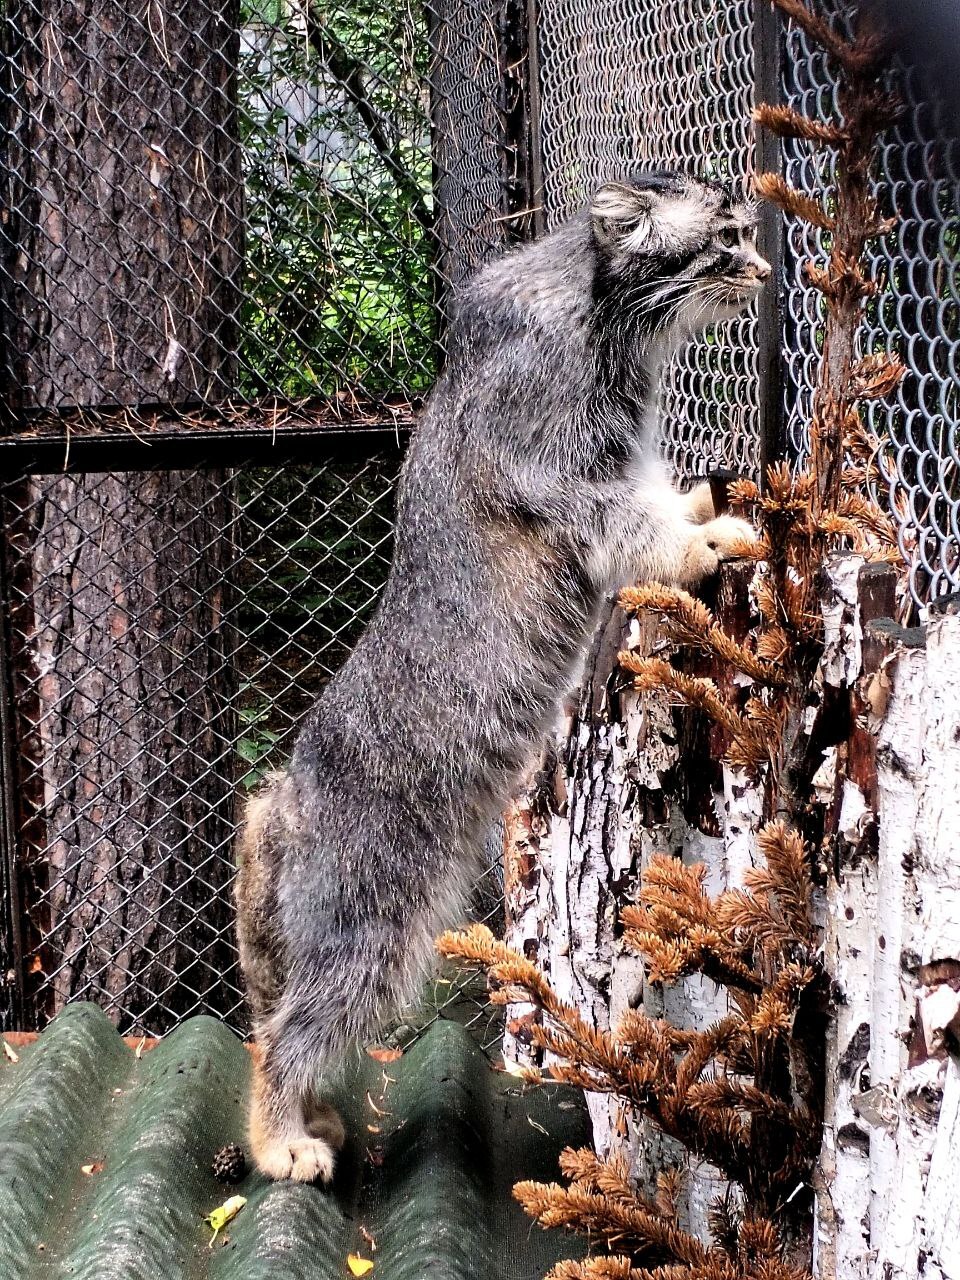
[750,256,772,282]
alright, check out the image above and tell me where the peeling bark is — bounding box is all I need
[505,564,767,1227]
[516,556,960,1269]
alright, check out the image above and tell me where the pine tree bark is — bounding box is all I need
[20,471,237,1030]
[2,0,242,409]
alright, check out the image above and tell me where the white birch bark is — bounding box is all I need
[817,609,960,1280]
[506,554,960,1272]
[504,566,767,1227]
[811,598,960,1280]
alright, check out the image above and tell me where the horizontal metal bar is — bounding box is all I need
[0,419,411,476]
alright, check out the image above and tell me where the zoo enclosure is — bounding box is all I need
[0,0,957,1035]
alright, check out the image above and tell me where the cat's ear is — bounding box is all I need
[590,182,657,248]
[591,177,703,253]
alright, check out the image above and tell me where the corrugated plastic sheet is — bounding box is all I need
[0,1004,589,1279]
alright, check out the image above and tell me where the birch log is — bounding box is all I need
[507,553,960,1268]
[815,598,960,1280]
[503,562,767,1226]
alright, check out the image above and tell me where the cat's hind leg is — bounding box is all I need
[248,1036,346,1183]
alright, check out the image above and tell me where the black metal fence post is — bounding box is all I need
[0,484,25,1032]
[502,0,546,241]
[754,0,787,484]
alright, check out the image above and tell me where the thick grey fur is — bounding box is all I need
[235,169,770,1181]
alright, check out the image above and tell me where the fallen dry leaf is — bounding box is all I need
[81,1162,104,1176]
[2,1042,19,1064]
[366,1046,403,1063]
[205,1194,246,1248]
[347,1254,375,1276]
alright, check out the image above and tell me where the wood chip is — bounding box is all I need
[366,1046,403,1063]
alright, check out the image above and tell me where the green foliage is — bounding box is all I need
[237,0,437,400]
[236,695,281,790]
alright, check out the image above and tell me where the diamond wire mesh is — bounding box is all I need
[0,0,520,1039]
[0,0,519,419]
[1,459,390,1033]
[780,7,960,612]
[534,0,762,484]
[1,454,508,1041]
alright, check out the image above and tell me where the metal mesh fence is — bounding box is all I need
[0,0,530,422]
[780,7,960,612]
[1,457,394,1032]
[0,0,527,1036]
[0,455,505,1040]
[1,0,959,1039]
[535,0,762,484]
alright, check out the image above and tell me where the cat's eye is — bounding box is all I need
[717,227,739,248]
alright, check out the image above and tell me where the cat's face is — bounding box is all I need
[590,171,771,337]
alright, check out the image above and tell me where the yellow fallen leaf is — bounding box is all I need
[499,1057,526,1077]
[204,1194,246,1247]
[80,1162,104,1176]
[2,1042,19,1064]
[347,1254,375,1276]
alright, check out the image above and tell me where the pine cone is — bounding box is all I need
[212,1143,247,1184]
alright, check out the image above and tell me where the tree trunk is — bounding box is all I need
[1,0,242,410]
[13,469,238,1032]
[1,0,243,1029]
[509,559,960,1269]
[504,566,765,1230]
[814,599,960,1280]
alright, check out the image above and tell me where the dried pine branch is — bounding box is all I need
[686,1077,797,1126]
[753,174,834,231]
[752,103,845,146]
[619,585,787,686]
[513,1181,712,1267]
[618,656,776,772]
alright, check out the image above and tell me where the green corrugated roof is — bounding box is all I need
[0,1004,588,1279]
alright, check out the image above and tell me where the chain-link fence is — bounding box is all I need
[780,4,960,610]
[0,0,958,1035]
[0,450,509,1039]
[535,0,763,485]
[0,0,532,1036]
[0,0,536,424]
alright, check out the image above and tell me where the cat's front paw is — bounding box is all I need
[679,515,757,587]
